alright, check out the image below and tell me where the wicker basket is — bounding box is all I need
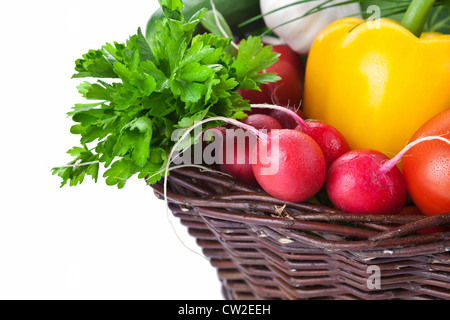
[151,167,450,300]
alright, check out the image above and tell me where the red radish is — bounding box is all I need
[252,129,326,202]
[295,121,350,169]
[268,105,305,129]
[251,104,350,169]
[219,130,258,186]
[325,136,449,215]
[166,116,326,204]
[166,117,270,190]
[242,114,283,130]
[220,115,282,186]
[200,127,226,169]
[326,149,407,215]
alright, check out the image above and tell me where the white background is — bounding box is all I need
[0,0,224,300]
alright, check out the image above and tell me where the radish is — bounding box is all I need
[220,114,282,186]
[165,116,327,203]
[252,129,326,202]
[295,121,350,169]
[251,104,350,169]
[242,114,283,130]
[325,136,450,215]
[325,149,407,215]
[268,105,305,129]
[219,129,258,186]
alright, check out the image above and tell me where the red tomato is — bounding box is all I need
[237,44,304,108]
[402,109,450,216]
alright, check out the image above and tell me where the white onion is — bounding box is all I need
[260,0,362,54]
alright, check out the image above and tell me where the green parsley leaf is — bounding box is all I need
[53,0,280,188]
[52,145,100,187]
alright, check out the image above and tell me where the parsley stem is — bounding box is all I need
[52,161,100,169]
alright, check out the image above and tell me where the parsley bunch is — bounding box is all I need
[53,0,280,188]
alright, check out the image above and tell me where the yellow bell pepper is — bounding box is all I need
[302,16,450,157]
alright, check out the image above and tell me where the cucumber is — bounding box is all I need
[145,0,264,40]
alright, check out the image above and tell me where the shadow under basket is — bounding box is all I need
[151,168,450,300]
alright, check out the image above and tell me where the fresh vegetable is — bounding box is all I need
[325,149,407,215]
[145,0,264,40]
[402,109,450,216]
[401,0,437,37]
[52,0,280,188]
[326,135,449,215]
[251,104,350,169]
[268,105,305,129]
[219,129,258,186]
[164,114,327,202]
[259,0,362,54]
[252,129,327,202]
[219,114,282,186]
[55,0,450,225]
[303,6,450,157]
[238,44,304,107]
[295,121,350,169]
[242,114,283,131]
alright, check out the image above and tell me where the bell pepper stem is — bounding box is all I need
[401,0,436,37]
